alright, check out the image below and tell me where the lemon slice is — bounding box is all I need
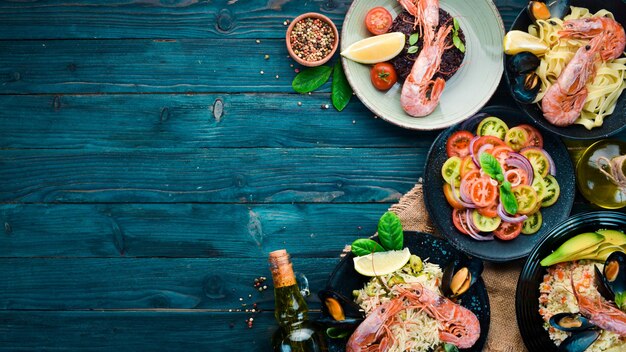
[503,30,549,56]
[341,32,406,64]
[353,247,411,276]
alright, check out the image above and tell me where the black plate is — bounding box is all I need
[516,211,626,351]
[324,231,489,352]
[423,105,576,262]
[505,0,626,139]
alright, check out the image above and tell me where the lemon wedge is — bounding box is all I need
[341,32,406,64]
[353,247,411,277]
[503,30,549,56]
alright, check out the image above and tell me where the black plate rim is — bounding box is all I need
[325,230,490,352]
[423,105,576,262]
[504,0,626,140]
[515,211,626,351]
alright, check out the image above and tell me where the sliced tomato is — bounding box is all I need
[512,185,540,215]
[441,156,462,186]
[504,127,530,151]
[443,184,465,210]
[460,155,478,177]
[505,168,529,186]
[521,148,550,178]
[493,221,523,240]
[477,116,509,139]
[460,169,481,198]
[365,7,393,35]
[477,203,498,218]
[472,135,506,156]
[446,131,474,158]
[490,145,513,169]
[469,177,498,207]
[518,124,544,148]
[452,208,469,235]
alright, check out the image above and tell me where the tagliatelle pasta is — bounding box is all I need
[528,6,626,130]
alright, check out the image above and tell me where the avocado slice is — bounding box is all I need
[596,229,626,246]
[540,232,605,267]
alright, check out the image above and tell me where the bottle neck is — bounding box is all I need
[269,250,309,328]
[269,249,297,288]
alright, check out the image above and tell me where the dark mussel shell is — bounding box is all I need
[547,0,571,20]
[317,288,365,327]
[441,257,483,299]
[595,251,626,302]
[507,52,540,76]
[512,72,540,104]
[549,313,595,332]
[558,329,600,352]
[527,1,551,22]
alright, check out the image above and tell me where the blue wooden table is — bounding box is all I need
[0,1,624,351]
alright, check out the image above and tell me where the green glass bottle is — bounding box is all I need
[269,249,326,352]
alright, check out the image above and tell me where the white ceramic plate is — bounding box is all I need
[341,0,505,130]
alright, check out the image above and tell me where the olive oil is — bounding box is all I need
[269,250,326,352]
[576,139,626,209]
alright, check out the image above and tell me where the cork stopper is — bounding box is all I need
[269,249,296,288]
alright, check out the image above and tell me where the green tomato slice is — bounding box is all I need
[541,175,560,207]
[521,148,550,178]
[477,116,509,139]
[504,127,529,151]
[512,185,539,215]
[531,175,546,200]
[441,156,462,187]
[522,211,542,235]
[471,210,502,232]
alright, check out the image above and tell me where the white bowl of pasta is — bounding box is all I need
[505,0,626,139]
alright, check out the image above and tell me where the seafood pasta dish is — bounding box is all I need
[348,255,480,351]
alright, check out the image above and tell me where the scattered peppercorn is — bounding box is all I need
[264,54,270,60]
[256,39,261,44]
[297,102,302,106]
[294,68,300,73]
[260,70,264,75]
[289,17,335,62]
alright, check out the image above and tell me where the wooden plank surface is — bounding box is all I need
[0,203,385,258]
[0,94,431,149]
[0,258,337,309]
[0,148,422,203]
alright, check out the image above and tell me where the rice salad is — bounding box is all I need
[352,255,443,351]
[539,261,626,351]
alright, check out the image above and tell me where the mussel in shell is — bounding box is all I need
[594,251,626,305]
[527,0,571,21]
[511,72,540,104]
[549,313,595,332]
[547,0,571,20]
[317,289,365,327]
[441,257,483,298]
[558,329,601,352]
[507,52,540,76]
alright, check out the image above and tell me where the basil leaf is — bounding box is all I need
[615,292,626,311]
[378,212,403,250]
[409,33,419,45]
[292,65,332,93]
[331,60,352,112]
[456,39,466,53]
[500,183,518,215]
[407,46,418,54]
[452,36,462,50]
[479,152,503,181]
[351,239,385,256]
[453,18,460,31]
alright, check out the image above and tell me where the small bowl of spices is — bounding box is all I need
[286,13,338,67]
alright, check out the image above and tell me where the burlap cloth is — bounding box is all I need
[347,182,527,352]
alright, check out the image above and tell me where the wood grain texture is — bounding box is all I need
[0,203,387,258]
[0,0,352,40]
[0,94,434,149]
[0,258,337,309]
[0,310,309,351]
[0,148,422,203]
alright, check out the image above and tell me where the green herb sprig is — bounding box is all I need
[407,32,419,54]
[291,61,352,111]
[479,153,518,214]
[351,212,403,256]
[452,18,465,53]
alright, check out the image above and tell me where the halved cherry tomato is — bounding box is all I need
[370,62,397,91]
[504,126,530,151]
[469,177,498,207]
[477,203,498,218]
[443,184,464,210]
[446,131,474,158]
[493,221,523,240]
[452,208,469,235]
[365,7,393,35]
[518,124,543,148]
[460,155,478,177]
[472,135,506,156]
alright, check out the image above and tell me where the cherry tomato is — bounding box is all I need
[446,130,474,158]
[493,221,523,240]
[470,177,498,207]
[477,203,498,218]
[460,155,478,177]
[472,136,505,156]
[452,208,469,235]
[365,7,393,35]
[370,62,397,91]
[443,184,464,210]
[518,124,544,148]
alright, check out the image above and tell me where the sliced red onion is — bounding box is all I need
[489,178,499,187]
[469,136,480,167]
[506,153,534,185]
[449,184,477,208]
[465,209,495,241]
[540,148,557,176]
[497,203,528,223]
[459,178,474,203]
[504,169,522,187]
